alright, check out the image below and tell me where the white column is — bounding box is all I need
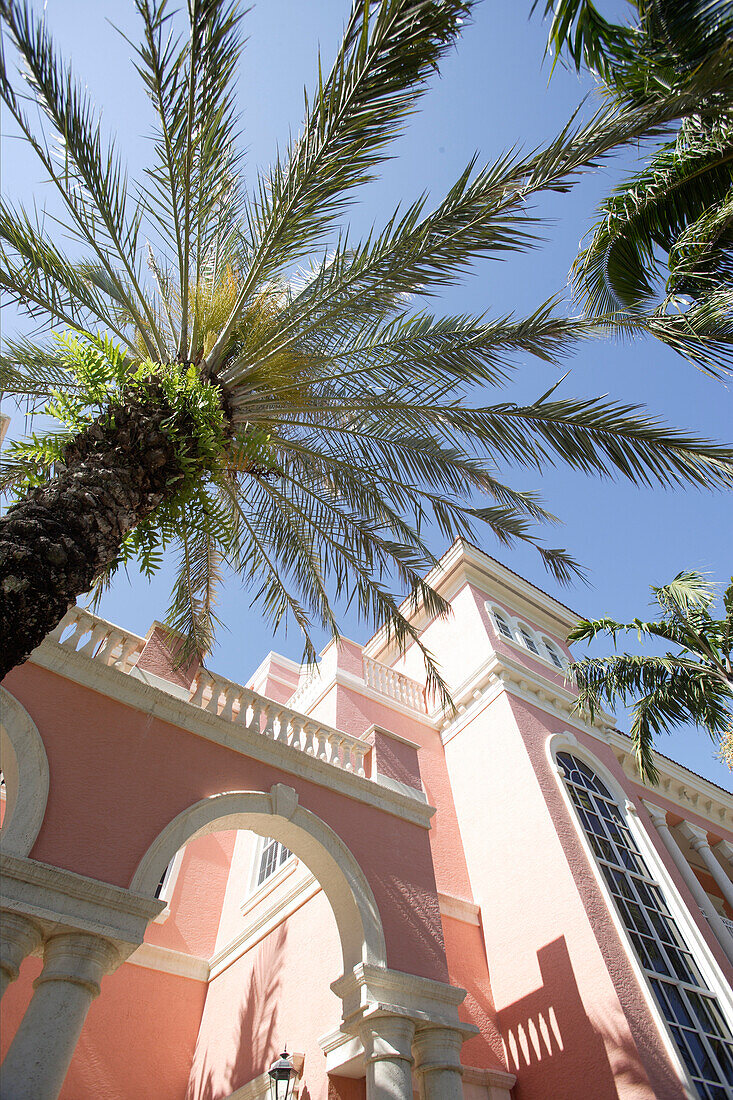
[412,1024,464,1100]
[643,801,733,966]
[0,910,44,1000]
[714,839,733,875]
[0,931,120,1100]
[359,1014,415,1099]
[679,821,733,912]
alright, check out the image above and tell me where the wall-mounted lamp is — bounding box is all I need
[268,1049,297,1100]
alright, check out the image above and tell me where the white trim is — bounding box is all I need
[485,603,569,674]
[214,866,323,981]
[29,641,435,830]
[0,853,164,957]
[437,893,481,926]
[244,840,298,902]
[155,845,186,908]
[130,788,387,974]
[364,539,580,660]
[0,688,50,857]
[546,733,733,1100]
[126,942,209,981]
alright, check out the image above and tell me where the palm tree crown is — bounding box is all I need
[568,572,733,782]
[533,0,733,377]
[2,0,733,691]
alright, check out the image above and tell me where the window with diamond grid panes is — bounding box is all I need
[257,837,291,886]
[557,752,733,1099]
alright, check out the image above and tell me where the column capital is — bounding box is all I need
[0,910,44,995]
[413,1023,465,1071]
[34,931,121,999]
[678,820,711,852]
[358,1013,415,1067]
[714,839,733,866]
[642,800,669,830]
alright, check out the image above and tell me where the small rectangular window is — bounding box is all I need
[257,838,291,886]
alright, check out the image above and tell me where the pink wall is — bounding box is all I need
[4,661,448,984]
[1,956,206,1100]
[188,890,344,1100]
[443,689,680,1100]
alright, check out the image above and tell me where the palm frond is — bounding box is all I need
[205,0,477,369]
[0,0,163,357]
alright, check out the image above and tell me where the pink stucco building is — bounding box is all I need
[1,539,732,1100]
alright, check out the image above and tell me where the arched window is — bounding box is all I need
[492,608,513,640]
[557,751,733,1097]
[544,639,565,670]
[518,625,540,655]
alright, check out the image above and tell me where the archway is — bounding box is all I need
[130,785,387,974]
[0,688,50,856]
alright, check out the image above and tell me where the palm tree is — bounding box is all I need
[533,0,733,377]
[568,572,733,782]
[2,0,733,690]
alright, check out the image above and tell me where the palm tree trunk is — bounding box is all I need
[0,383,193,681]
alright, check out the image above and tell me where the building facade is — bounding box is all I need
[1,539,732,1100]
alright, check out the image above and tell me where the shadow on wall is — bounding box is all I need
[498,938,649,1100]
[187,923,287,1100]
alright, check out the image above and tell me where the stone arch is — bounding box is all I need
[130,785,387,973]
[0,687,50,856]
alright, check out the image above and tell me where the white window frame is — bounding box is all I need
[547,732,733,1098]
[485,602,568,673]
[542,637,567,671]
[247,834,294,896]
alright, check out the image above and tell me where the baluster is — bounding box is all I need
[288,715,303,750]
[60,613,89,651]
[316,726,330,761]
[116,637,142,673]
[205,679,222,715]
[353,743,368,778]
[77,621,110,657]
[247,697,263,734]
[274,711,289,743]
[262,703,276,738]
[302,723,316,756]
[189,670,210,708]
[47,609,77,643]
[96,629,124,665]
[219,685,237,722]
[331,734,345,769]
[342,739,355,772]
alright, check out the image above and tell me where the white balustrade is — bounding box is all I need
[46,607,145,673]
[42,608,377,782]
[362,655,425,712]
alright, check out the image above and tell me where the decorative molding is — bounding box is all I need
[126,942,209,982]
[462,1065,517,1095]
[437,893,480,927]
[318,1026,365,1077]
[0,687,50,856]
[270,783,298,820]
[0,854,164,957]
[131,791,388,974]
[333,963,473,1035]
[212,866,321,981]
[29,640,435,831]
[612,732,733,831]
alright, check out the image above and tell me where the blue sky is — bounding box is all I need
[2,0,731,789]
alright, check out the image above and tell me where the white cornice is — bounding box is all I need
[29,642,435,830]
[609,731,733,831]
[126,942,209,982]
[365,540,579,660]
[437,893,480,926]
[0,853,164,956]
